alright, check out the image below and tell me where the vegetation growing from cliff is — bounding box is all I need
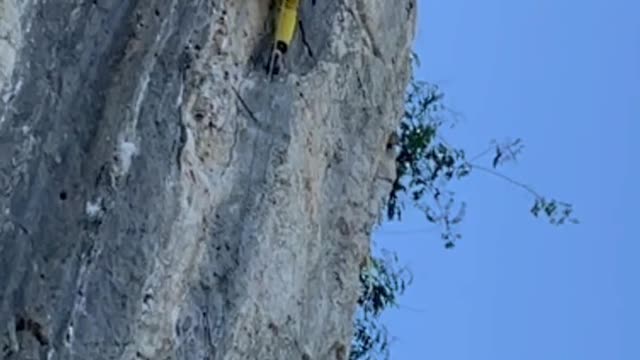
[350,251,411,360]
[386,60,577,249]
[350,53,578,360]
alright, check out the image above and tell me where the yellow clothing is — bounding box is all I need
[274,0,300,49]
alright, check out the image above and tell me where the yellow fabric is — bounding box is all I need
[274,0,299,46]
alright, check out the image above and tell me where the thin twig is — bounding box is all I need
[469,163,541,198]
[469,145,494,162]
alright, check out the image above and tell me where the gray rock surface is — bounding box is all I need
[0,0,416,359]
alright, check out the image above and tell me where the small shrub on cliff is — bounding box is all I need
[386,67,577,249]
[350,251,411,360]
[350,53,577,360]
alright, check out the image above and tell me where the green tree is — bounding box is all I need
[350,53,577,359]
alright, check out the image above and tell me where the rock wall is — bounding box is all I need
[0,0,416,359]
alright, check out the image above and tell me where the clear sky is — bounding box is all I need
[374,0,639,359]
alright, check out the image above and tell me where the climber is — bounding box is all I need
[267,0,300,79]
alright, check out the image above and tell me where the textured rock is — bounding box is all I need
[0,0,416,359]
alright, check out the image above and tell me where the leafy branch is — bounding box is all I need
[350,251,412,360]
[350,52,578,360]
[386,66,578,248]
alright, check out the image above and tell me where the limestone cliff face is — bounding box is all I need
[0,0,416,359]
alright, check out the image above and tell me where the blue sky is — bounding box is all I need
[374,1,640,359]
